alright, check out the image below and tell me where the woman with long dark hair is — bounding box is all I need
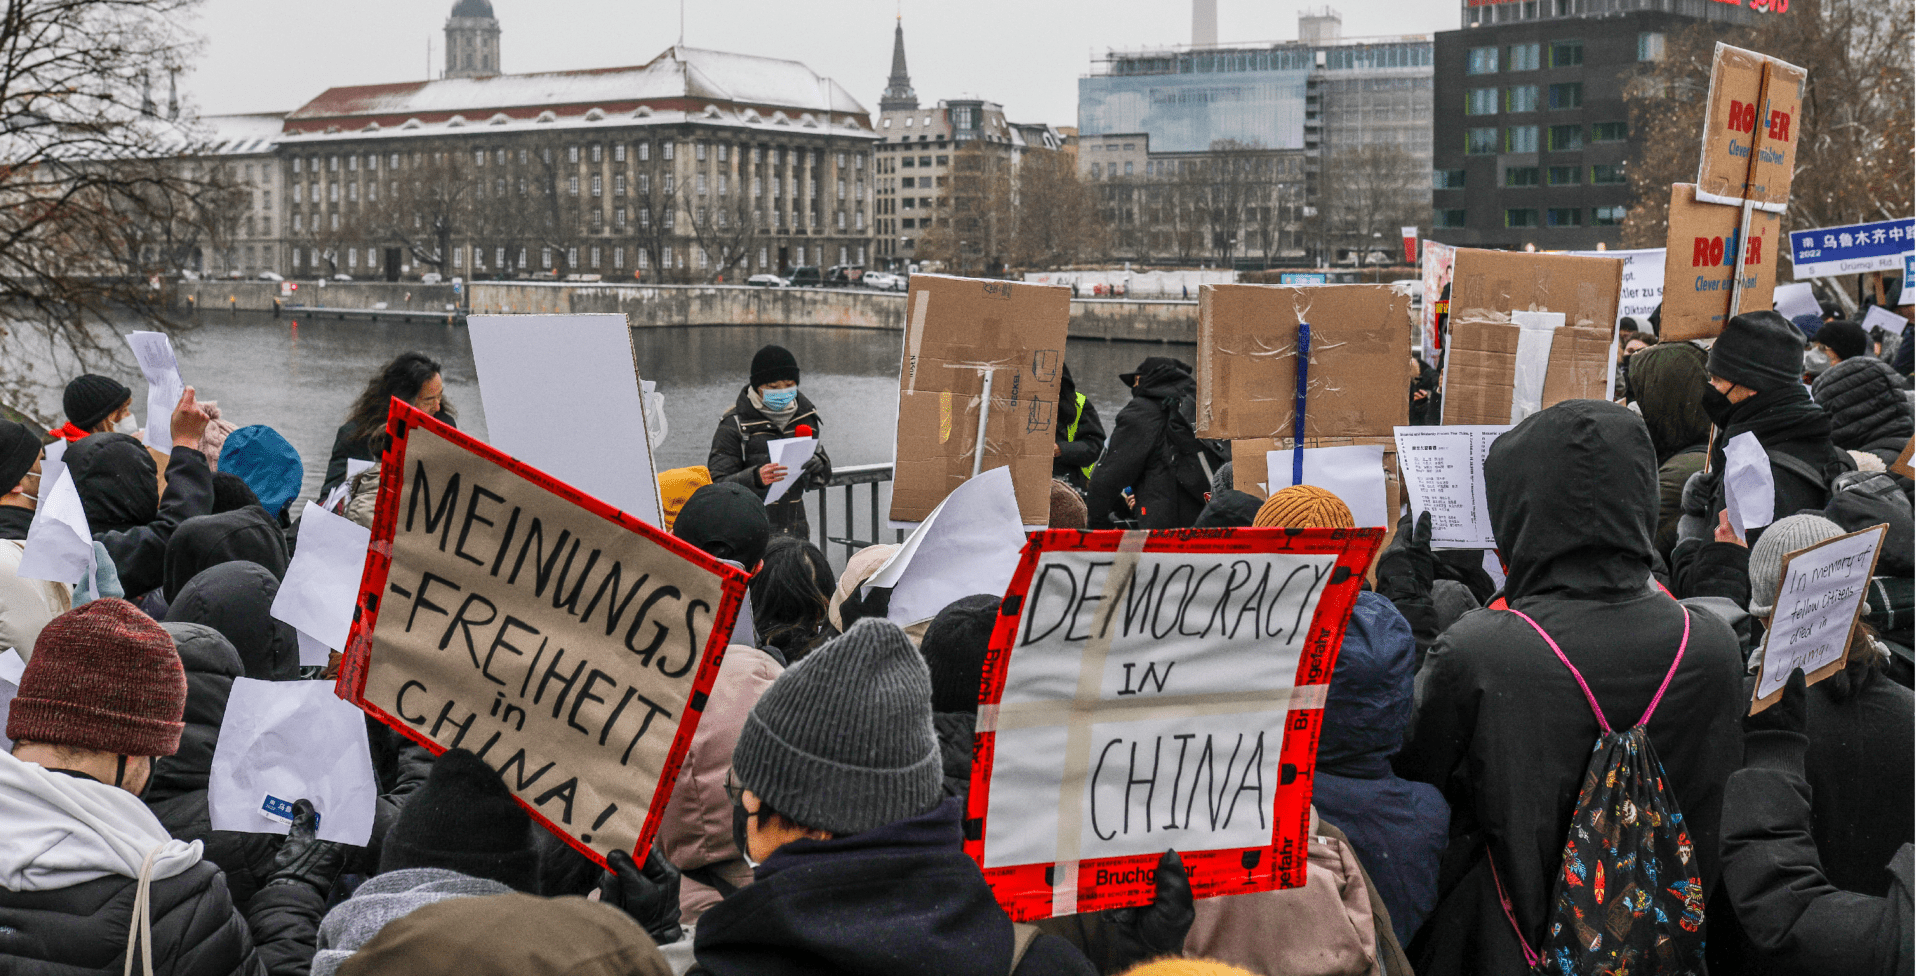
[749,536,836,664]
[321,352,454,497]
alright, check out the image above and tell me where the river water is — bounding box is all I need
[22,314,1179,547]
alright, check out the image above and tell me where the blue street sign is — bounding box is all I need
[1789,218,1916,279]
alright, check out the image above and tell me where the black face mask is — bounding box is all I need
[1701,387,1737,426]
[731,794,755,865]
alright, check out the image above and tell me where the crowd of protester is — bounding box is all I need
[0,281,1912,975]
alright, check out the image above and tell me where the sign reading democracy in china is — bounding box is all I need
[335,401,748,869]
[965,527,1381,920]
[1789,219,1917,280]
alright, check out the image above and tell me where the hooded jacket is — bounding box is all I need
[1812,357,1915,464]
[165,562,301,682]
[145,623,284,913]
[0,749,262,975]
[657,643,784,924]
[689,797,1095,976]
[65,433,214,599]
[1053,366,1107,489]
[307,869,516,976]
[1630,343,1714,561]
[1394,401,1745,976]
[1313,590,1449,947]
[706,387,825,539]
[163,507,291,604]
[1085,359,1204,531]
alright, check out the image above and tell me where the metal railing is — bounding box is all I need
[809,462,904,566]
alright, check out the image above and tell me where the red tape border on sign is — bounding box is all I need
[334,398,748,869]
[964,526,1382,920]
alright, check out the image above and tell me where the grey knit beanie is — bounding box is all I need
[731,616,942,836]
[1749,514,1845,617]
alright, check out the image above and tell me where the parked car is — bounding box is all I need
[862,271,904,292]
[747,273,788,287]
[331,273,353,281]
[255,271,283,282]
[420,272,443,284]
[826,265,865,287]
[787,266,823,287]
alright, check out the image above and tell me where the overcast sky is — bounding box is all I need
[181,0,1458,126]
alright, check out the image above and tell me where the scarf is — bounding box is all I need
[1708,384,1833,479]
[48,422,92,442]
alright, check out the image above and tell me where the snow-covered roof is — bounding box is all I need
[199,113,286,155]
[284,46,870,138]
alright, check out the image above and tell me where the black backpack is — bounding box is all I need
[1159,393,1229,502]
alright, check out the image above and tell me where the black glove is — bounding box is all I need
[598,848,682,945]
[1745,667,1808,736]
[1099,849,1194,962]
[798,446,831,492]
[1376,511,1436,600]
[264,799,351,897]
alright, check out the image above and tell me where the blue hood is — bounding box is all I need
[1317,590,1416,777]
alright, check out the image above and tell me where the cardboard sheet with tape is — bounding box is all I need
[1439,248,1621,425]
[1196,284,1411,442]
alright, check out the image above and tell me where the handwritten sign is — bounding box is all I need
[1393,426,1509,550]
[966,527,1381,920]
[1569,248,1666,321]
[336,401,748,868]
[1752,523,1887,712]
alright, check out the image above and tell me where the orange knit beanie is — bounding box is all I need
[1252,484,1354,529]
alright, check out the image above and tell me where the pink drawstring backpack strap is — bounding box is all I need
[1506,603,1692,731]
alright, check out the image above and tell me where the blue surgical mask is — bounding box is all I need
[761,386,798,411]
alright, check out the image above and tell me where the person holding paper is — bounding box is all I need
[1085,357,1213,531]
[1396,401,1746,976]
[1812,357,1915,468]
[64,387,214,602]
[0,421,71,660]
[706,345,831,541]
[0,600,262,975]
[45,373,134,443]
[322,352,455,499]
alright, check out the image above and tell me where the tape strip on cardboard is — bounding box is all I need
[1510,317,1558,423]
[906,290,932,393]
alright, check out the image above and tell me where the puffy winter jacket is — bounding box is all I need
[65,434,214,600]
[164,562,300,682]
[706,388,827,540]
[1812,356,1915,465]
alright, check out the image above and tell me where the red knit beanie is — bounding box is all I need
[7,599,186,756]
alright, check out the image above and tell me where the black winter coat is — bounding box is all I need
[0,859,264,976]
[1812,356,1915,464]
[1053,366,1106,490]
[1396,402,1746,976]
[147,623,283,913]
[65,435,213,599]
[707,387,827,540]
[162,507,290,603]
[1085,361,1203,531]
[690,798,1096,976]
[320,410,454,500]
[164,562,300,682]
[1705,386,1852,544]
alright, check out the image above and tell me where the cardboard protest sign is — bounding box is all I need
[1659,184,1781,341]
[1790,220,1918,279]
[967,527,1383,921]
[1751,523,1887,713]
[1439,249,1618,425]
[468,314,665,526]
[335,401,748,867]
[1196,284,1410,441]
[1393,425,1510,550]
[1696,44,1803,212]
[1892,437,1914,481]
[890,275,1070,527]
[1568,248,1665,320]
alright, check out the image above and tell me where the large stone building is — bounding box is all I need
[1430,0,1760,249]
[265,11,875,281]
[871,19,1064,271]
[177,113,285,278]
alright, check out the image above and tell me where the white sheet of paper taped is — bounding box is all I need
[125,331,185,451]
[1393,425,1511,550]
[762,436,817,505]
[1265,445,1388,529]
[868,466,1025,626]
[16,462,94,586]
[1509,311,1564,423]
[1772,282,1822,323]
[1723,431,1776,538]
[208,677,377,845]
[270,503,370,652]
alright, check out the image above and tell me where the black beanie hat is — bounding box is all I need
[63,374,132,432]
[0,420,39,495]
[1708,311,1805,393]
[1194,488,1264,528]
[750,345,800,389]
[1812,320,1868,362]
[378,748,538,892]
[672,482,771,569]
[919,594,1001,714]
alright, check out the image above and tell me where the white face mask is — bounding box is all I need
[114,412,140,436]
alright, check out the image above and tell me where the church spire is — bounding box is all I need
[880,16,918,112]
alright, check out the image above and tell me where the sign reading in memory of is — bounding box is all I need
[1788,219,1917,280]
[966,527,1382,920]
[336,401,749,868]
[1752,523,1887,713]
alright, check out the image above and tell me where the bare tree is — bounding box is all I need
[354,149,483,278]
[1010,149,1101,271]
[918,140,1015,277]
[681,170,761,282]
[1317,144,1427,265]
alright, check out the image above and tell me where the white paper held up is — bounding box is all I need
[16,462,95,586]
[866,466,1026,626]
[1863,305,1907,340]
[270,503,371,652]
[208,677,377,845]
[762,436,817,505]
[1393,425,1511,549]
[1771,282,1822,323]
[1753,524,1886,703]
[125,332,185,450]
[1264,445,1388,529]
[1723,431,1776,538]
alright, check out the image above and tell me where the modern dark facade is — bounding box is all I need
[1430,1,1759,250]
